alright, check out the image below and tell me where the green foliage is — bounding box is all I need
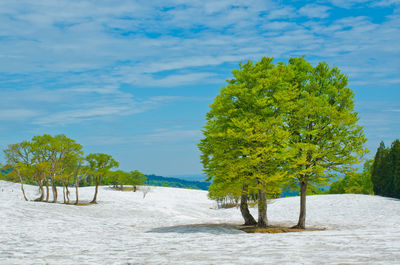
[86,153,119,174]
[105,169,146,188]
[200,56,367,228]
[199,56,367,200]
[371,139,400,198]
[285,57,368,188]
[1,134,124,202]
[128,170,146,186]
[86,153,119,186]
[328,159,374,195]
[199,57,294,204]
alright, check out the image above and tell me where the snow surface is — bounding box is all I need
[1,180,400,264]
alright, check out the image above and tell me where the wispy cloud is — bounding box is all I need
[0,109,40,121]
[0,86,205,125]
[86,128,202,146]
[299,4,331,19]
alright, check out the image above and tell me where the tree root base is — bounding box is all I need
[240,225,325,234]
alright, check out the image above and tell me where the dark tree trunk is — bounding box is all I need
[293,180,308,229]
[91,177,100,204]
[51,177,58,203]
[133,186,137,192]
[240,184,257,225]
[257,188,268,228]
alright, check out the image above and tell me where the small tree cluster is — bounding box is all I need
[2,134,119,204]
[199,57,367,228]
[104,170,146,192]
[371,139,400,198]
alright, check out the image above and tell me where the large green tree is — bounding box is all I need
[286,57,367,228]
[200,56,367,229]
[199,58,294,227]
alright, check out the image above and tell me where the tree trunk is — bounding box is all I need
[51,177,58,203]
[75,176,79,205]
[66,185,70,203]
[63,185,66,203]
[34,181,45,201]
[120,184,123,191]
[45,179,50,202]
[240,184,257,225]
[133,185,137,192]
[257,188,268,228]
[91,177,100,204]
[18,172,29,201]
[293,180,308,229]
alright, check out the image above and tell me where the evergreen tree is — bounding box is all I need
[371,141,393,197]
[390,139,400,198]
[371,141,386,195]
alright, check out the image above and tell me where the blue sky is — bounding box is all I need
[0,0,399,176]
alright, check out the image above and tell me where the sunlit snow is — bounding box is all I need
[1,180,399,264]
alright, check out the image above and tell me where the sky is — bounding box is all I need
[0,0,399,177]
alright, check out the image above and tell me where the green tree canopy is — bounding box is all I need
[199,56,368,228]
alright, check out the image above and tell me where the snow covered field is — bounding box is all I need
[1,180,399,264]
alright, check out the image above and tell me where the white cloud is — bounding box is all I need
[325,0,369,8]
[267,6,297,20]
[86,128,202,146]
[299,4,331,19]
[0,86,202,125]
[0,109,40,121]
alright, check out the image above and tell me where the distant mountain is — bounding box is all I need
[145,174,210,190]
[165,174,207,182]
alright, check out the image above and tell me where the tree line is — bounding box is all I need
[1,134,146,204]
[199,57,367,229]
[327,139,400,198]
[371,139,400,198]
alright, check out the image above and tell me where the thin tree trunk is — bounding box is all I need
[66,185,70,203]
[51,176,58,203]
[91,177,100,204]
[293,180,308,229]
[240,184,257,225]
[34,181,45,201]
[17,172,29,201]
[63,184,66,203]
[257,188,268,228]
[45,179,50,202]
[75,175,79,205]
